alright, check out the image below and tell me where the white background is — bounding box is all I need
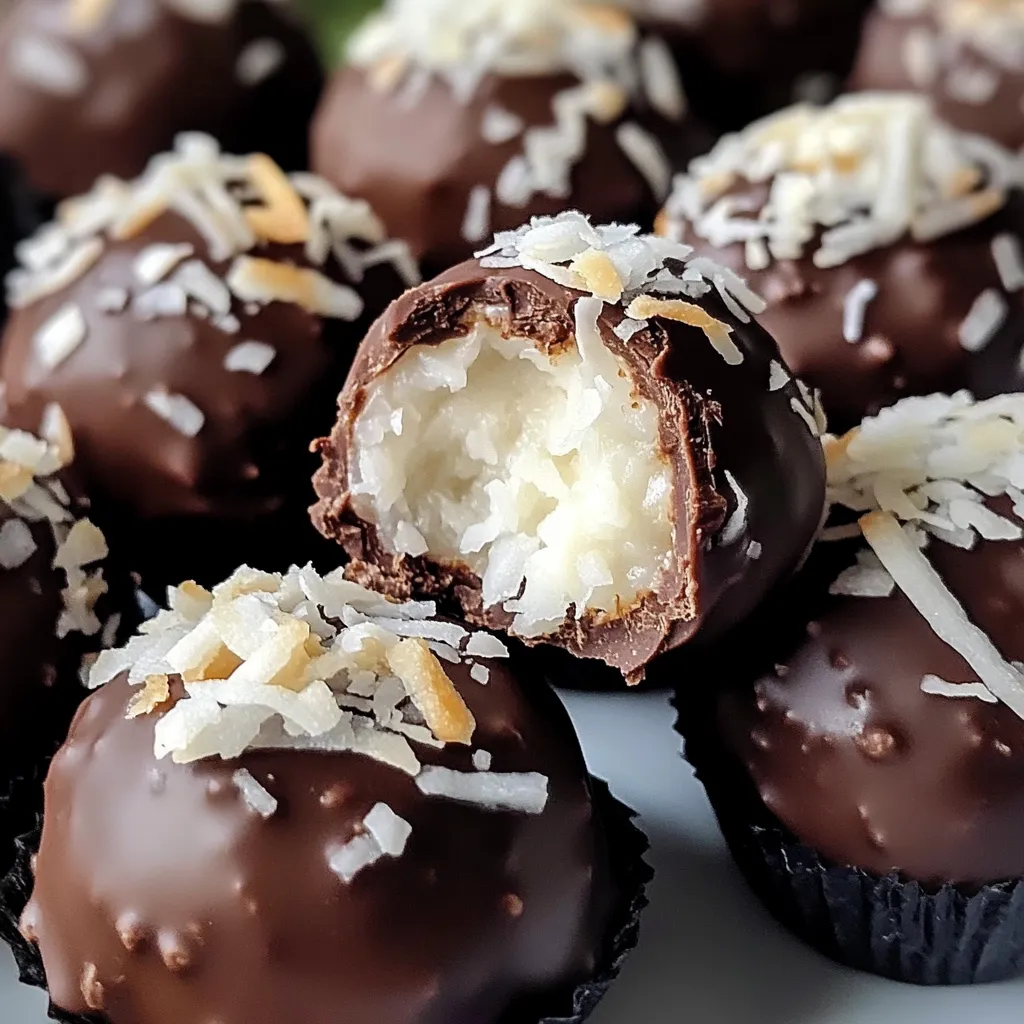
[4,688,1024,1021]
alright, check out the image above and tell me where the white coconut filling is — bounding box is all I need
[350,312,674,638]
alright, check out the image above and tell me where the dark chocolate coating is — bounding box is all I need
[849,6,1024,151]
[311,68,706,276]
[719,518,1024,887]
[670,191,1024,433]
[311,260,826,679]
[24,660,613,1024]
[0,211,405,591]
[0,0,323,199]
[629,0,871,130]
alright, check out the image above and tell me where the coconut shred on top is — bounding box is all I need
[347,0,685,242]
[91,564,549,884]
[348,211,819,641]
[6,132,419,440]
[664,92,1024,270]
[823,391,1024,721]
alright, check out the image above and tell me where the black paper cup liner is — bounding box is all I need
[679,699,1024,985]
[0,776,652,1024]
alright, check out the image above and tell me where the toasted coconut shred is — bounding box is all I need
[0,422,111,643]
[348,0,684,243]
[824,391,1024,715]
[663,93,1024,352]
[6,134,419,440]
[881,0,1024,106]
[348,211,809,642]
[91,565,547,884]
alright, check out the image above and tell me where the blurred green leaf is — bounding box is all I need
[300,0,380,68]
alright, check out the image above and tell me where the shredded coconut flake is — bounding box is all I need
[959,288,1008,351]
[34,304,87,369]
[415,766,549,813]
[235,38,285,87]
[362,801,412,856]
[616,122,672,201]
[133,243,194,286]
[224,341,276,374]
[143,388,205,438]
[232,768,278,818]
[842,279,879,343]
[768,360,790,391]
[481,104,525,144]
[0,519,36,569]
[461,186,492,244]
[9,34,88,96]
[992,233,1024,291]
[921,673,998,703]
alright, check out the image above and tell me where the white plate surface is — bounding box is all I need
[4,688,1024,1022]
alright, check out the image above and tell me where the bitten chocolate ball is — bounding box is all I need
[718,392,1024,885]
[0,0,323,199]
[0,417,126,812]
[311,0,706,276]
[312,212,826,683]
[618,0,872,130]
[849,0,1024,151]
[0,136,419,591]
[22,565,620,1024]
[660,93,1024,434]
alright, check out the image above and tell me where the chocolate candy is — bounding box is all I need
[312,212,826,682]
[849,0,1024,151]
[720,392,1024,884]
[621,0,871,130]
[22,565,614,1024]
[0,0,323,199]
[0,417,125,798]
[311,0,705,275]
[660,93,1024,433]
[0,135,419,591]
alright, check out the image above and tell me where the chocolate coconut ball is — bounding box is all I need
[311,0,707,276]
[682,392,1024,981]
[21,565,624,1024]
[0,135,419,591]
[849,0,1024,151]
[0,0,323,199]
[619,0,872,130]
[660,93,1024,434]
[0,416,126,813]
[311,212,827,683]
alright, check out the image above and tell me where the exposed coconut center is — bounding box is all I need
[349,307,675,638]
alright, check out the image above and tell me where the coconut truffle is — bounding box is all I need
[716,392,1024,885]
[849,0,1024,151]
[21,565,617,1024]
[660,93,1024,433]
[311,212,827,682]
[311,0,706,275]
[618,0,872,130]
[0,134,419,591]
[0,0,323,199]
[0,415,124,805]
